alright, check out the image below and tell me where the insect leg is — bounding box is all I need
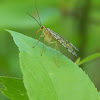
[41,40,45,56]
[56,42,62,54]
[33,34,44,48]
[49,41,59,67]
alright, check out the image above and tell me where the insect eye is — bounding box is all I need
[41,26,44,29]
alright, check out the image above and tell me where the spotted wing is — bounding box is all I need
[47,28,79,57]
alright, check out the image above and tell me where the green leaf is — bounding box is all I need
[99,92,100,96]
[0,76,29,100]
[78,53,100,66]
[98,92,100,100]
[74,57,81,65]
[7,30,99,100]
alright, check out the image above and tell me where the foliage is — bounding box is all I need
[77,53,100,66]
[0,0,100,100]
[0,76,28,100]
[0,30,99,100]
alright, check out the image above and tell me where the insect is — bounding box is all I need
[26,0,79,66]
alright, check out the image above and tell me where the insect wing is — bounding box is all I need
[47,28,78,56]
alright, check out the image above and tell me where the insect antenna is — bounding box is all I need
[25,0,42,27]
[25,12,41,26]
[35,0,42,26]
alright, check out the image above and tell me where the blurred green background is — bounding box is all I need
[0,0,100,99]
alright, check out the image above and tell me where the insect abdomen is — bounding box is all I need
[58,39,77,57]
[47,28,78,56]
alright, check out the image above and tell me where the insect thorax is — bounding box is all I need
[43,28,53,42]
